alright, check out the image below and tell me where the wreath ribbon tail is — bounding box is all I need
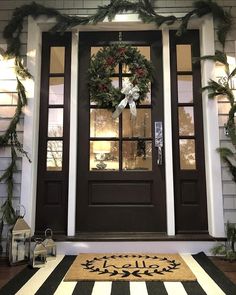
[112,98,128,119]
[129,101,137,117]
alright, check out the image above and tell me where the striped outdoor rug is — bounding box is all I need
[0,252,236,295]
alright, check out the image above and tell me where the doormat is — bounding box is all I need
[64,253,196,281]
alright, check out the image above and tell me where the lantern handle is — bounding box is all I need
[34,238,43,244]
[45,228,53,238]
[15,204,26,218]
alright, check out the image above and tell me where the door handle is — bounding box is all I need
[154,122,163,165]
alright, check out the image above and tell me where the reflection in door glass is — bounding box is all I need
[90,141,119,171]
[48,108,64,137]
[47,140,63,171]
[90,109,119,138]
[50,47,65,73]
[49,77,64,105]
[179,139,196,170]
[122,109,151,138]
[122,140,152,171]
[178,106,195,136]
[177,75,193,103]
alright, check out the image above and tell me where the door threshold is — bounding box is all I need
[49,232,225,242]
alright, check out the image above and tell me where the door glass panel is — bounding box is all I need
[111,77,119,88]
[90,141,119,171]
[50,47,65,73]
[47,140,63,171]
[122,140,152,171]
[177,75,193,103]
[49,77,64,105]
[136,46,150,60]
[179,139,196,170]
[48,108,64,137]
[122,109,151,138]
[90,109,119,138]
[176,45,192,72]
[178,106,195,136]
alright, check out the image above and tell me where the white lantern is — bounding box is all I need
[42,228,56,260]
[9,217,31,265]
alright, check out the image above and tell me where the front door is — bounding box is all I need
[76,31,166,233]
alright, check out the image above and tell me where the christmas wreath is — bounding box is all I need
[88,44,153,117]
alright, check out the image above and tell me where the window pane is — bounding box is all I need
[176,45,192,72]
[123,140,152,171]
[136,46,150,61]
[47,140,63,171]
[90,109,119,138]
[177,75,193,103]
[50,47,65,73]
[178,106,195,136]
[111,77,119,88]
[48,108,64,137]
[49,77,64,105]
[90,141,119,171]
[122,109,151,138]
[179,139,196,170]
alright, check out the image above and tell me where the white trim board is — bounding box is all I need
[21,14,225,243]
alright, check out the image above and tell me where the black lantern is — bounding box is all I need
[32,238,47,268]
[8,213,31,265]
[42,228,56,260]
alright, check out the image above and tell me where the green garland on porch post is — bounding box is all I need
[0,0,234,253]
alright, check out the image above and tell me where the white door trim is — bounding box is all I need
[21,14,225,238]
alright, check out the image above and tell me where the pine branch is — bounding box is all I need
[217,147,236,182]
[0,146,17,225]
[202,79,233,100]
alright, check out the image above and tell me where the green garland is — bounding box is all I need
[198,50,236,182]
[0,0,234,247]
[89,44,153,108]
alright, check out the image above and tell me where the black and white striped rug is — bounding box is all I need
[1,252,235,295]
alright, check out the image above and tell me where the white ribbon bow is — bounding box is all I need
[112,79,140,119]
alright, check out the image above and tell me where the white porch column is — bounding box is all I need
[200,16,225,237]
[162,29,175,236]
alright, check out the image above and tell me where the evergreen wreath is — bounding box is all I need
[88,44,152,109]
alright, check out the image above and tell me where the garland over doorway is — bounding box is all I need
[0,0,234,238]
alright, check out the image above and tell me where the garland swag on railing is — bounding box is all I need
[0,0,233,242]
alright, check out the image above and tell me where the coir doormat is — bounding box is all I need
[64,253,196,281]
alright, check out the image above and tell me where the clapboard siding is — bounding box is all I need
[0,0,236,232]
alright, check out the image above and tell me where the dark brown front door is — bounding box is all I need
[76,31,166,233]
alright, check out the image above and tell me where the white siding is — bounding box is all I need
[0,0,236,232]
